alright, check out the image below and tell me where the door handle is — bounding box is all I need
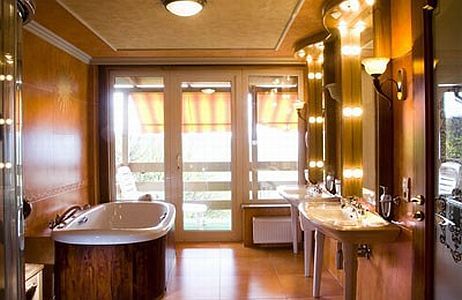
[413,211,425,221]
[435,213,454,226]
[410,195,425,205]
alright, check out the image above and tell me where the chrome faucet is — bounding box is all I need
[48,204,90,229]
[341,196,366,219]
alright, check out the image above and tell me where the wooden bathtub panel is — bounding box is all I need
[55,237,166,300]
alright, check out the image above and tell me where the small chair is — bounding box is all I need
[439,161,462,195]
[116,166,145,200]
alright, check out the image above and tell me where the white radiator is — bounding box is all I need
[252,216,292,244]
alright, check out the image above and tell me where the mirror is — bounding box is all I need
[294,1,381,206]
[322,0,377,200]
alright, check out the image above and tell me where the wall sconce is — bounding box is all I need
[362,57,406,106]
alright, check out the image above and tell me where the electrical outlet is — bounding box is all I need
[402,177,410,202]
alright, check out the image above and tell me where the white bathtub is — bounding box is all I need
[51,201,176,245]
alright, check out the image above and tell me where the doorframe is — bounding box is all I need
[98,65,307,242]
[422,0,437,299]
[169,69,243,242]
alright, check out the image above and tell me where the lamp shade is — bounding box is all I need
[163,0,206,17]
[361,57,390,76]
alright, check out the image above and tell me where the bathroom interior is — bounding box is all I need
[1,0,462,299]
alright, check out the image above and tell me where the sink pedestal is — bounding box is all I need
[313,230,325,298]
[342,242,358,300]
[290,205,301,254]
[297,201,400,300]
[300,213,315,277]
[308,223,359,300]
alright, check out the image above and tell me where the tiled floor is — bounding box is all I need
[162,242,343,300]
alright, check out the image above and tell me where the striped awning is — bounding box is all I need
[129,91,298,133]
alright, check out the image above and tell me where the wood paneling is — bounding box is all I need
[22,30,96,236]
[54,238,167,300]
[353,1,431,299]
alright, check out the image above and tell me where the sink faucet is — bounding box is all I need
[341,196,366,219]
[49,204,90,229]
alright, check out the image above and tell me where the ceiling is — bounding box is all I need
[31,0,328,62]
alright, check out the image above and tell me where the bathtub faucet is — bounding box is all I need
[49,204,90,229]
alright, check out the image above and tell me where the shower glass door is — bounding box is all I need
[1,0,26,298]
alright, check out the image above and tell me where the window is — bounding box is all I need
[113,76,165,201]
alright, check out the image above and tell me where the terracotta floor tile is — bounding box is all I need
[173,257,220,277]
[220,275,286,299]
[162,242,344,300]
[166,275,220,299]
[219,242,270,258]
[270,255,305,275]
[220,256,276,276]
[277,274,314,298]
[177,247,222,258]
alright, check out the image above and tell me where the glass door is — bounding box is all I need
[111,74,167,201]
[433,1,462,299]
[172,73,240,241]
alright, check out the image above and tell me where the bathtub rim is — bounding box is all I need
[51,201,176,245]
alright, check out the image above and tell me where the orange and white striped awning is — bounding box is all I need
[129,91,298,133]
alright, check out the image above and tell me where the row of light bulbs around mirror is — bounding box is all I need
[0,74,14,81]
[0,162,13,169]
[294,101,362,120]
[308,160,363,179]
[0,118,14,125]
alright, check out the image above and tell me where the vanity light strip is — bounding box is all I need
[309,161,324,168]
[307,72,323,80]
[0,162,13,169]
[343,168,363,179]
[308,116,324,124]
[0,118,13,125]
[343,106,363,118]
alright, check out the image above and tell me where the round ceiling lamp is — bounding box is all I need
[163,0,206,17]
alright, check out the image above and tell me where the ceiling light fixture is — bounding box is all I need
[163,0,206,17]
[201,88,215,94]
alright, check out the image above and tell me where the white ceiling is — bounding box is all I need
[57,0,303,51]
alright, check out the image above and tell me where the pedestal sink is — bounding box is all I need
[298,201,401,300]
[277,185,339,277]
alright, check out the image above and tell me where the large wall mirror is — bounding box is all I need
[295,0,387,212]
[323,0,377,201]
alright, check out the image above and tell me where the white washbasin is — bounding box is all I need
[277,185,339,207]
[298,201,400,244]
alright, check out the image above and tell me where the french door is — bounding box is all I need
[109,68,303,241]
[110,70,241,241]
[170,71,241,241]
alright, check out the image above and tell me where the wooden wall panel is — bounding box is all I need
[22,31,96,236]
[354,1,427,300]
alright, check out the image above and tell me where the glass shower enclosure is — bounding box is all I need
[1,0,34,299]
